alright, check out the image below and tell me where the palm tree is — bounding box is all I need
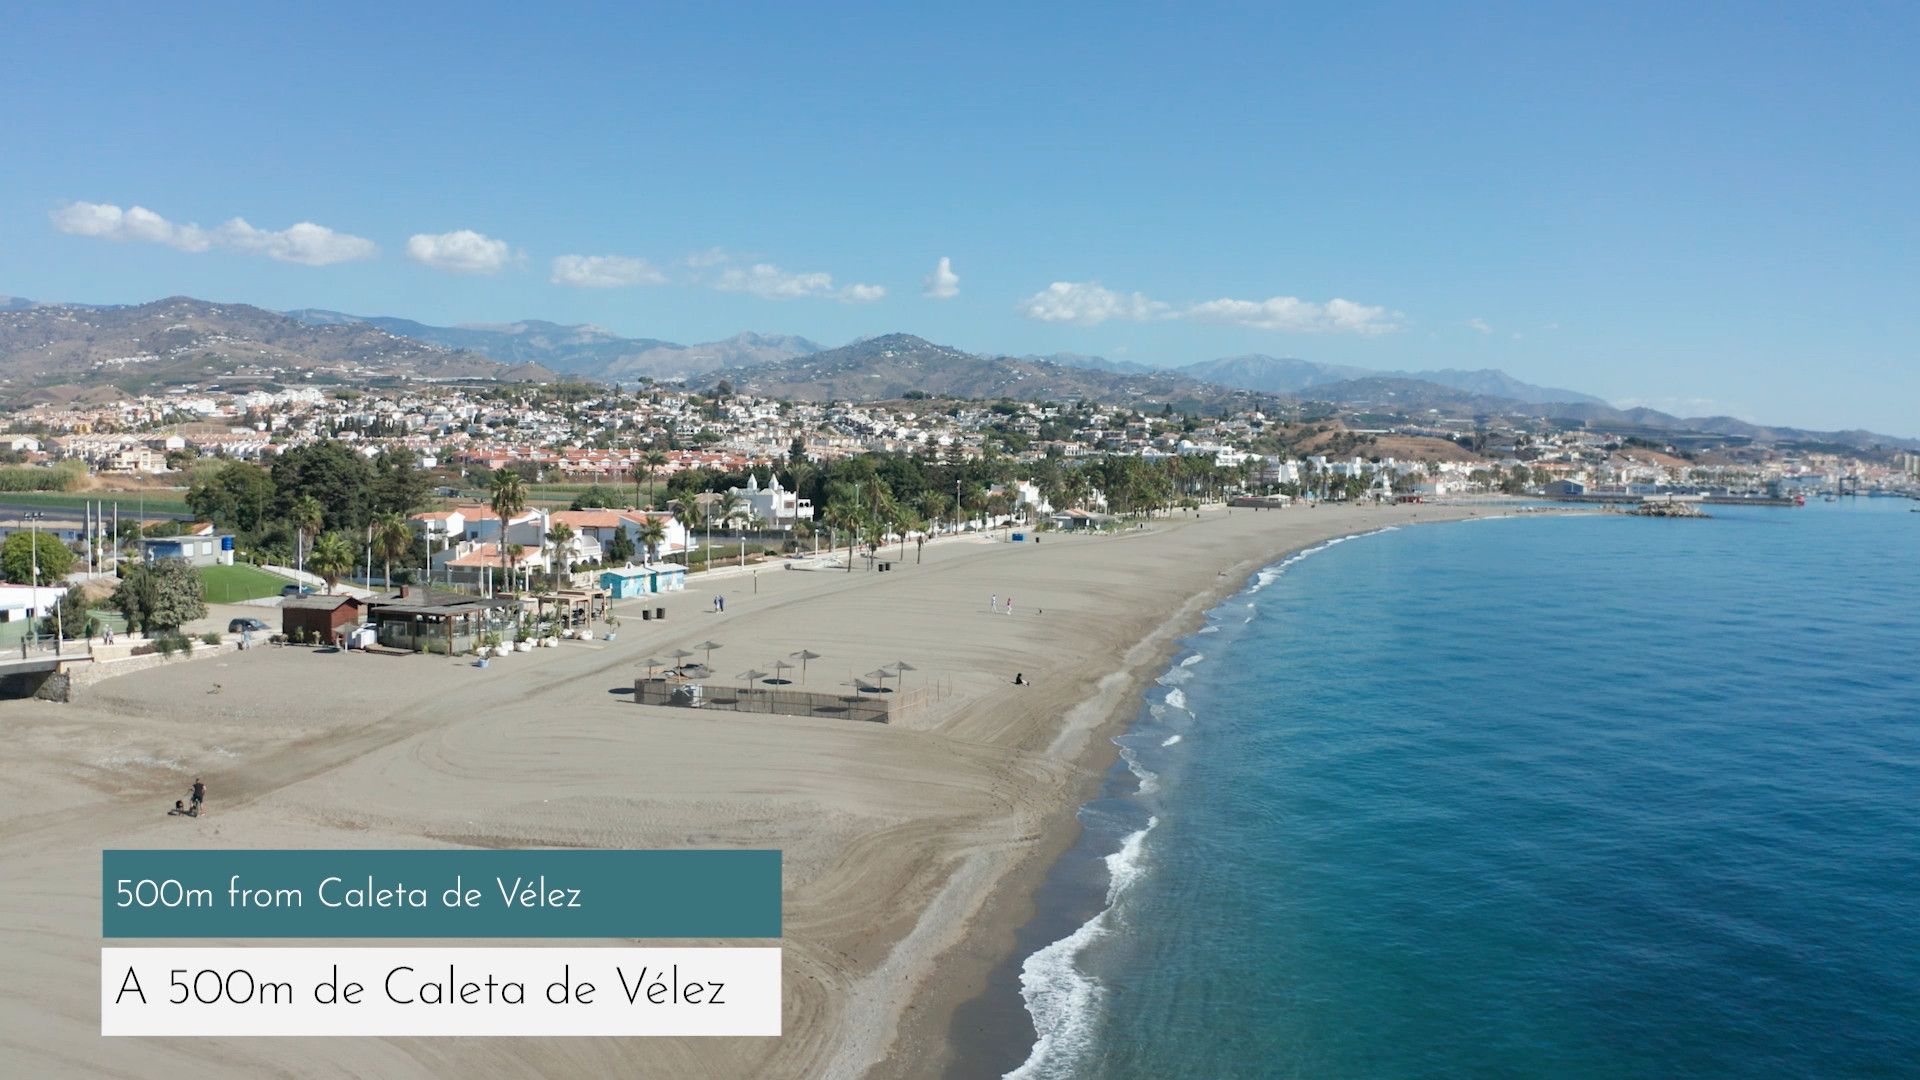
[718,491,746,533]
[507,542,527,593]
[824,498,859,573]
[643,449,668,507]
[546,522,574,590]
[671,497,707,569]
[308,532,354,595]
[372,511,412,588]
[290,495,324,577]
[488,468,526,595]
[636,516,667,564]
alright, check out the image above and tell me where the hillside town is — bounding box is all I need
[7,380,1917,495]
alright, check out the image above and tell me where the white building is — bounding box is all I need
[728,474,813,528]
[0,583,68,627]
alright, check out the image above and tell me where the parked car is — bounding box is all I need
[228,617,270,633]
[280,583,314,597]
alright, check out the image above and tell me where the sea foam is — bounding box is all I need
[1005,817,1158,1080]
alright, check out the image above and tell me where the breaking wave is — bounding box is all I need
[1004,818,1158,1080]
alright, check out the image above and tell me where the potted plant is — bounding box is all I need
[603,614,619,642]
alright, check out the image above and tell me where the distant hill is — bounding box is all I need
[0,297,541,394]
[287,309,820,382]
[1166,353,1603,406]
[1174,354,1373,393]
[1020,351,1159,376]
[721,333,1228,405]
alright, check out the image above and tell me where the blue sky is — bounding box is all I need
[3,2,1914,435]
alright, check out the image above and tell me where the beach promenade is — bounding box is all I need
[0,501,1505,1079]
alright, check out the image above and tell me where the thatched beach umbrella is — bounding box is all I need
[640,656,666,677]
[737,668,769,683]
[865,668,895,693]
[790,649,822,682]
[695,640,724,668]
[767,658,796,684]
[889,659,918,690]
[666,647,696,673]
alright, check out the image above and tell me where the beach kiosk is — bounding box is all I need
[599,562,688,598]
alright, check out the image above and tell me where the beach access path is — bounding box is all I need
[0,501,1533,1079]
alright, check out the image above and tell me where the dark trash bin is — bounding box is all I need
[655,606,666,620]
[641,609,653,621]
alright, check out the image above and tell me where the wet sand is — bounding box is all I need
[0,501,1510,1078]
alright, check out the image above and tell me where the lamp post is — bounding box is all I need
[27,511,43,652]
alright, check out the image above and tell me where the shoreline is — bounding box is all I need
[0,499,1552,1079]
[878,505,1559,1080]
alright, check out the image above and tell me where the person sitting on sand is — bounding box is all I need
[168,799,196,817]
[1014,672,1028,686]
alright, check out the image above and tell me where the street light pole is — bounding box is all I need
[27,511,42,652]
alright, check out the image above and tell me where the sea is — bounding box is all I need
[984,499,1919,1080]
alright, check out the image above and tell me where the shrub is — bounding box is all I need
[200,631,222,646]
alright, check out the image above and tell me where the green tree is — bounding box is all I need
[186,460,276,534]
[546,522,574,589]
[370,449,431,517]
[308,532,355,594]
[371,511,413,588]
[605,527,636,564]
[636,516,667,563]
[289,495,325,574]
[488,467,526,592]
[568,484,628,511]
[1,531,74,585]
[41,586,93,641]
[111,558,206,634]
[271,441,376,534]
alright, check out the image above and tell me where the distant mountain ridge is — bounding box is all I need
[1166,353,1605,406]
[286,309,821,382]
[0,296,541,392]
[721,333,1230,405]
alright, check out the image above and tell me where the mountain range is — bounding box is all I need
[286,310,821,382]
[720,333,1231,406]
[0,295,1910,450]
[0,297,544,395]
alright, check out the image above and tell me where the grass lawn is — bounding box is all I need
[199,563,295,603]
[0,490,192,515]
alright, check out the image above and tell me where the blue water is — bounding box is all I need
[1007,501,1920,1079]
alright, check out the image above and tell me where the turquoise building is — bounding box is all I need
[599,562,688,598]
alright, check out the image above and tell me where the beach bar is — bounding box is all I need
[362,586,515,654]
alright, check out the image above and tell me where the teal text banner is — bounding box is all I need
[102,849,781,938]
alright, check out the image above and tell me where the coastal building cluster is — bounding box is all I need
[1,381,1913,532]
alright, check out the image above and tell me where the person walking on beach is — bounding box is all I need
[1005,596,1014,615]
[990,593,997,613]
[190,777,205,815]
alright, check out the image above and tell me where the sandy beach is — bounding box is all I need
[0,501,1510,1078]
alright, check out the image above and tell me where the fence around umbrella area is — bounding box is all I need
[632,678,923,723]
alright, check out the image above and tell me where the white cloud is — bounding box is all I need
[685,246,734,268]
[213,218,376,266]
[1466,317,1493,335]
[1183,295,1401,335]
[923,256,959,299]
[1018,281,1169,325]
[51,201,376,265]
[52,201,210,251]
[406,229,513,274]
[1021,276,1401,335]
[549,254,667,288]
[714,261,884,303]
